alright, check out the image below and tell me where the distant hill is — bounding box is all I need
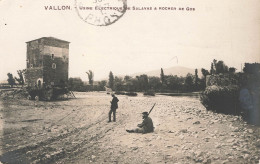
[0,80,8,84]
[131,66,202,77]
[97,66,203,81]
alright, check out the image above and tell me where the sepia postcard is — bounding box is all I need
[0,0,259,163]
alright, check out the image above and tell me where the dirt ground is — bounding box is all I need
[0,92,259,164]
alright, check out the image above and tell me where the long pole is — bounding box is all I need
[148,103,156,115]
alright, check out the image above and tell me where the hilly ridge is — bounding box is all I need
[130,66,202,77]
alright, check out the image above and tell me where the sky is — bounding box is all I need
[0,0,259,82]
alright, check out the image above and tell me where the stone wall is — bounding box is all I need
[26,37,69,87]
[26,40,44,68]
[24,68,43,87]
[42,38,69,86]
[43,37,69,49]
[43,55,68,86]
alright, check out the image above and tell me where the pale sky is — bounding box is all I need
[0,0,259,82]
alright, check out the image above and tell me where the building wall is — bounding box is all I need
[43,38,69,49]
[24,68,43,87]
[25,40,44,87]
[43,55,68,86]
[26,40,44,68]
[42,38,69,86]
[25,37,69,87]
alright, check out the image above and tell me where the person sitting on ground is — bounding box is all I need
[126,112,154,134]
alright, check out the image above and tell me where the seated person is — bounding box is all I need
[126,112,154,134]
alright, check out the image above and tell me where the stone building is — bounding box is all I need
[24,37,70,88]
[243,63,260,74]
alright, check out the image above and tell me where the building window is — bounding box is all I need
[51,54,54,60]
[52,63,56,69]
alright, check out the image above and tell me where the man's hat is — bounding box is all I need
[142,112,149,115]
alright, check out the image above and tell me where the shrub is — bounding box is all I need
[200,85,241,114]
[206,74,239,87]
[0,88,29,99]
[114,91,137,96]
[68,78,87,92]
[143,91,155,96]
[125,92,137,96]
[115,91,126,95]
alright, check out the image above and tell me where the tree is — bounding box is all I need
[201,68,210,89]
[210,62,215,74]
[98,80,107,91]
[185,73,194,92]
[114,76,124,91]
[86,70,94,85]
[213,59,217,71]
[210,59,229,74]
[229,67,236,73]
[201,68,210,78]
[15,70,24,85]
[136,74,149,91]
[160,68,165,84]
[165,75,182,92]
[7,73,16,87]
[215,60,229,74]
[108,71,114,89]
[68,78,85,91]
[148,76,161,91]
[124,75,131,82]
[123,75,132,91]
[195,69,198,88]
[128,77,139,92]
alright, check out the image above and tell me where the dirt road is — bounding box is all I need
[0,92,259,164]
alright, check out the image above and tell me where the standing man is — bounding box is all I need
[126,112,154,134]
[108,94,119,122]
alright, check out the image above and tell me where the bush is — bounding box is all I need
[115,91,126,95]
[71,85,87,92]
[206,74,239,87]
[143,91,155,96]
[200,85,241,114]
[115,91,137,96]
[0,88,29,99]
[125,92,137,96]
[68,78,87,92]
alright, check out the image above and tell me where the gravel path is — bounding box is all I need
[0,92,259,164]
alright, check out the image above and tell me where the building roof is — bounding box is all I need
[26,37,70,43]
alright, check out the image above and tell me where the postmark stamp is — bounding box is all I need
[75,0,127,26]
